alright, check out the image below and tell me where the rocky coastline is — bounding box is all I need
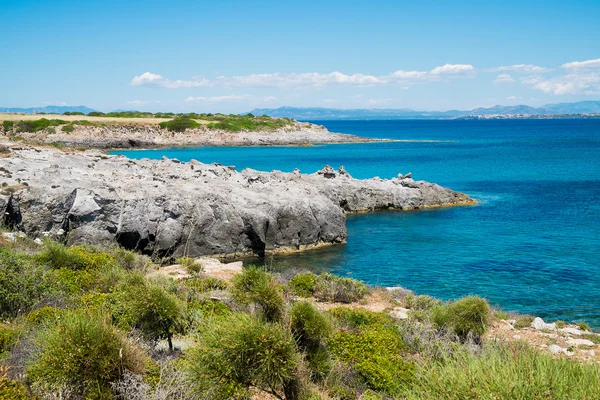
[0,142,474,259]
[1,119,381,149]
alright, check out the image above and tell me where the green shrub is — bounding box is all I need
[230,268,285,322]
[514,315,535,329]
[110,281,185,351]
[327,325,413,395]
[329,307,393,328]
[14,118,66,133]
[399,342,600,399]
[2,120,13,132]
[159,116,200,132]
[0,323,21,358]
[555,320,566,328]
[24,306,64,326]
[28,310,147,399]
[288,272,318,297]
[0,248,47,319]
[206,114,293,132]
[0,369,28,400]
[187,314,299,400]
[87,111,105,116]
[313,273,368,303]
[493,311,509,320]
[403,294,442,311]
[63,111,85,116]
[38,241,117,270]
[61,124,74,133]
[291,301,332,380]
[183,276,227,294]
[188,298,231,318]
[177,256,202,274]
[433,297,491,341]
[577,321,591,331]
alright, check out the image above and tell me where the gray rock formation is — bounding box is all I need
[0,145,475,258]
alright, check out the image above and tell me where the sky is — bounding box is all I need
[1,0,599,113]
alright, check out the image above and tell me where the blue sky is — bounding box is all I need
[1,0,599,113]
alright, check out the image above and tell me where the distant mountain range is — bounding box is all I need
[0,105,97,114]
[251,101,600,120]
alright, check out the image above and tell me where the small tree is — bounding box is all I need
[132,284,185,351]
[187,314,299,400]
[230,268,285,323]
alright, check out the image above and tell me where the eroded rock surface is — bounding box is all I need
[0,146,474,258]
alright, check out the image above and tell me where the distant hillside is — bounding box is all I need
[251,101,600,120]
[0,105,97,115]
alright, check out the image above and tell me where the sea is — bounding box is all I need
[112,119,600,327]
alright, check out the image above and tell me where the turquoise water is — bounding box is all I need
[113,120,600,326]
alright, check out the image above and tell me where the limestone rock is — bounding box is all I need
[531,317,556,331]
[0,146,475,258]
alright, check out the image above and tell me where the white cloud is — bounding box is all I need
[489,64,550,73]
[185,95,248,102]
[429,64,474,75]
[365,97,395,106]
[561,58,600,70]
[126,100,149,106]
[506,96,520,100]
[131,63,476,90]
[131,72,164,86]
[522,72,600,95]
[494,74,516,85]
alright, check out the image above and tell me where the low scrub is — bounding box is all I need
[27,311,147,399]
[313,272,369,303]
[432,296,491,341]
[327,324,413,395]
[14,118,67,133]
[187,314,299,400]
[287,272,318,297]
[291,301,332,380]
[230,267,285,322]
[159,116,200,132]
[38,241,117,270]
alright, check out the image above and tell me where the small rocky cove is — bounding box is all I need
[0,143,474,259]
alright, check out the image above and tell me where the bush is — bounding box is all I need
[291,301,332,380]
[577,321,591,331]
[87,111,105,116]
[159,116,200,132]
[0,323,21,358]
[329,307,394,328]
[61,124,74,133]
[0,366,27,400]
[183,276,227,294]
[327,325,413,395]
[110,281,185,351]
[230,268,285,322]
[313,273,368,303]
[514,315,535,329]
[28,311,147,399]
[2,120,13,132]
[400,342,600,399]
[14,118,66,133]
[0,248,47,319]
[402,294,441,311]
[38,241,117,270]
[176,256,202,274]
[187,314,299,400]
[62,111,84,116]
[288,272,318,297]
[433,296,491,341]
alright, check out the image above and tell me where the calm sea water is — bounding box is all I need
[113,120,600,326]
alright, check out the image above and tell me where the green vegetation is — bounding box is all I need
[14,118,67,133]
[28,310,147,398]
[159,116,201,132]
[514,315,535,329]
[0,238,598,399]
[230,267,285,322]
[61,124,74,133]
[2,120,13,132]
[206,114,294,132]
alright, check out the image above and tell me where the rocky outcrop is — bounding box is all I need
[0,145,475,258]
[8,121,380,149]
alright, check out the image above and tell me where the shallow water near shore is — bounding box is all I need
[113,119,600,327]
